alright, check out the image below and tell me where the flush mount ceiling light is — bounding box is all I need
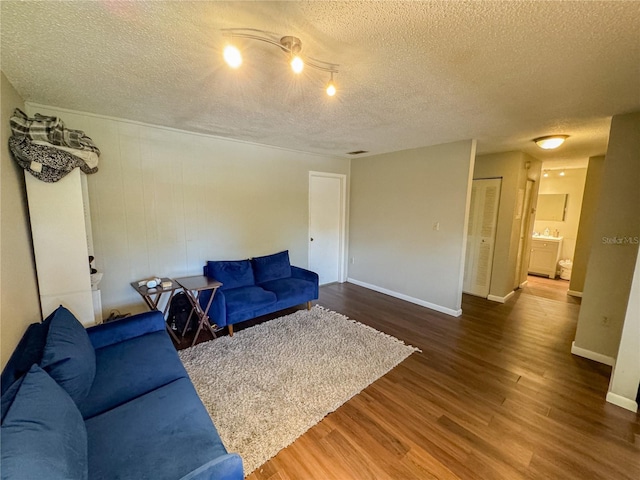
[222,28,339,97]
[534,135,569,150]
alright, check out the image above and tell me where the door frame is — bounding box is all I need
[308,171,348,284]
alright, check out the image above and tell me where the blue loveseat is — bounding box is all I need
[200,250,319,335]
[1,306,243,480]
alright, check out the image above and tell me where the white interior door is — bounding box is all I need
[463,178,502,297]
[309,172,346,285]
[515,179,535,287]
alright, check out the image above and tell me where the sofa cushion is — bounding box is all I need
[252,250,292,284]
[259,277,317,304]
[207,259,255,290]
[80,330,187,419]
[1,365,88,480]
[1,314,53,395]
[224,286,277,317]
[86,377,230,480]
[40,306,96,405]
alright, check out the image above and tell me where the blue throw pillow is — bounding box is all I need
[1,365,88,479]
[40,306,96,405]
[252,250,292,284]
[206,259,255,290]
[0,314,52,395]
[0,376,24,425]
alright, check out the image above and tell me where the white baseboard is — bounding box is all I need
[347,278,462,317]
[606,392,638,413]
[571,341,615,366]
[487,290,515,304]
[519,280,528,289]
[567,290,583,297]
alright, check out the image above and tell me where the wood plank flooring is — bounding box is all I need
[183,279,640,479]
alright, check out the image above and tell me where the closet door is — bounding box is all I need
[463,178,501,297]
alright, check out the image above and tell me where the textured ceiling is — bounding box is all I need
[1,1,639,164]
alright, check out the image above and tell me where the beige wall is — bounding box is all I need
[570,156,605,294]
[534,167,587,262]
[348,140,476,315]
[574,112,640,359]
[1,73,41,368]
[473,151,541,299]
[25,104,350,318]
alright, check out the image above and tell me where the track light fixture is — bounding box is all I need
[222,28,339,96]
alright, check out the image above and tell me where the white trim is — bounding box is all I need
[309,172,348,284]
[567,289,583,297]
[519,280,528,288]
[487,290,515,303]
[571,341,615,366]
[606,392,638,413]
[347,278,462,317]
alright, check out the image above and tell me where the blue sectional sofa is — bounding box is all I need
[200,250,319,335]
[1,306,243,480]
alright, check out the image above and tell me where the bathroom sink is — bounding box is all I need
[532,235,563,241]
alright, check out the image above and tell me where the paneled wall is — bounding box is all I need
[26,104,349,318]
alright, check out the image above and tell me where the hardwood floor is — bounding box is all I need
[232,282,640,480]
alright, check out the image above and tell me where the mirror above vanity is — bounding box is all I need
[536,193,567,221]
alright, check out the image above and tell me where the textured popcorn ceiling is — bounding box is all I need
[1,1,639,162]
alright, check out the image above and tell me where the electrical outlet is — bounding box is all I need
[433,222,440,231]
[350,257,355,264]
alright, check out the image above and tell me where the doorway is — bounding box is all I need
[463,178,502,298]
[308,172,347,285]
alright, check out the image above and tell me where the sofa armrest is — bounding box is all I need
[291,266,319,298]
[87,311,166,350]
[178,453,244,480]
[198,288,227,328]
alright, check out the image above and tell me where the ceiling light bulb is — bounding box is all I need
[559,170,565,176]
[534,135,569,150]
[223,45,242,69]
[326,81,336,97]
[291,56,304,74]
[543,171,549,178]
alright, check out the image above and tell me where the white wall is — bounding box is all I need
[348,140,476,316]
[1,73,41,368]
[534,168,587,261]
[26,103,349,318]
[607,251,640,412]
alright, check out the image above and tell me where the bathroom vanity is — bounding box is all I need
[528,235,563,278]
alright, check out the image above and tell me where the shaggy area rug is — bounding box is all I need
[178,305,419,476]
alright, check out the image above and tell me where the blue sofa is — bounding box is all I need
[200,250,319,336]
[1,306,243,480]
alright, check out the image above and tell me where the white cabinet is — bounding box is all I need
[25,168,99,326]
[528,236,563,278]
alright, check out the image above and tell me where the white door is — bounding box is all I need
[463,178,502,297]
[309,172,346,285]
[515,179,535,287]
